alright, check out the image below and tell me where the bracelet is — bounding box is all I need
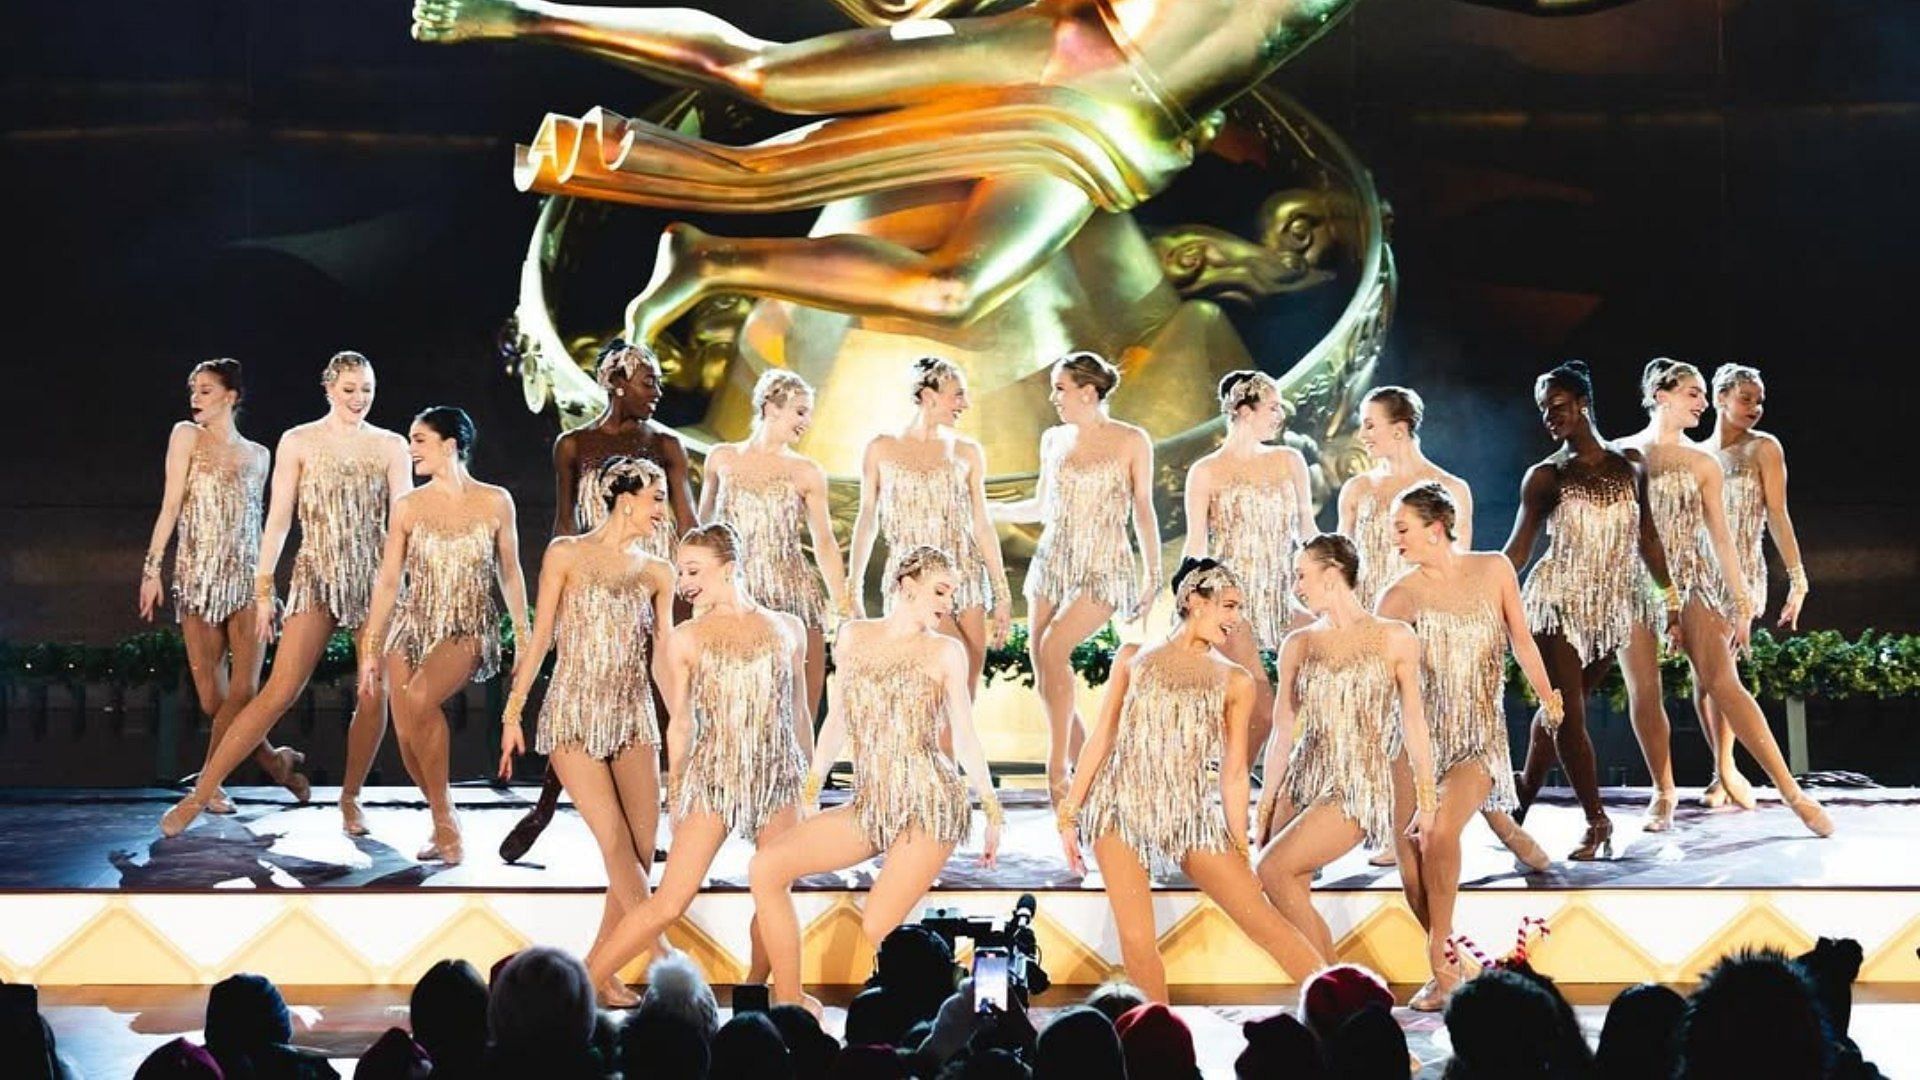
[254,573,276,604]
[1415,778,1439,816]
[1055,797,1080,833]
[800,772,822,807]
[1787,565,1809,595]
[502,689,528,726]
[980,790,1005,830]
[1663,587,1684,616]
[1539,689,1565,728]
[141,551,165,580]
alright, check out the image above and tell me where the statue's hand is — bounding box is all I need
[411,0,526,44]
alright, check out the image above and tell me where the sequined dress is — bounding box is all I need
[1351,487,1406,611]
[173,437,266,625]
[1647,457,1736,621]
[875,439,995,614]
[537,545,661,760]
[713,459,829,629]
[1281,625,1401,848]
[674,617,807,839]
[384,511,502,680]
[1719,439,1768,609]
[1024,448,1140,614]
[1207,464,1300,651]
[576,452,676,559]
[286,444,389,629]
[1414,603,1517,813]
[838,635,971,850]
[1079,647,1235,875]
[1521,453,1662,664]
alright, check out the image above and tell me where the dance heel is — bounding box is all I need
[597,976,640,1009]
[1789,795,1835,838]
[160,794,209,838]
[1408,963,1464,1013]
[1568,817,1614,861]
[1368,847,1398,868]
[207,790,236,816]
[417,820,465,865]
[269,748,312,804]
[340,795,370,838]
[1702,778,1728,809]
[1643,790,1677,833]
[1488,813,1551,872]
[1722,770,1758,811]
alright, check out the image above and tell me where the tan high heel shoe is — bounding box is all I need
[1643,789,1677,833]
[1409,962,1464,1012]
[207,790,236,815]
[597,976,640,1009]
[340,795,370,837]
[1789,795,1834,838]
[161,793,209,838]
[1487,812,1551,872]
[417,820,464,865]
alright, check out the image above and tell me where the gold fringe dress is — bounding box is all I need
[713,460,829,629]
[286,445,389,629]
[1351,488,1405,611]
[1520,452,1662,664]
[1414,603,1518,813]
[383,511,502,680]
[1079,647,1236,876]
[1207,465,1301,651]
[576,452,676,559]
[1024,451,1140,614]
[838,636,972,851]
[537,545,661,761]
[1280,624,1401,848]
[876,438,996,615]
[1718,439,1769,610]
[1647,458,1736,621]
[674,617,807,839]
[172,437,265,625]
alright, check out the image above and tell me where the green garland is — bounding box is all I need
[2,623,1915,705]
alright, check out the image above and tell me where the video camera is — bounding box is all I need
[920,894,1051,1012]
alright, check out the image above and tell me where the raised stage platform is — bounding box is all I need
[2,784,1914,990]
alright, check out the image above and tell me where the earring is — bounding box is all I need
[623,506,634,519]
[1430,535,1440,546]
[614,388,625,398]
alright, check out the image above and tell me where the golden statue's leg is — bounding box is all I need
[413,0,1053,115]
[624,172,1096,342]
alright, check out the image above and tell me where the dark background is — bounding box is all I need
[5,0,1916,646]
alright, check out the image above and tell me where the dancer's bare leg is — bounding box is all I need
[1697,677,1754,809]
[1031,595,1111,805]
[1256,801,1364,961]
[803,625,827,723]
[192,612,331,795]
[1619,622,1677,822]
[182,615,280,791]
[339,634,393,834]
[1398,764,1491,978]
[387,641,481,859]
[586,812,729,991]
[745,807,800,984]
[553,749,655,949]
[748,806,883,1008]
[626,173,1096,340]
[411,0,1056,114]
[1090,834,1168,1002]
[1185,849,1326,981]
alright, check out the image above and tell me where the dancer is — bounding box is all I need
[847,357,1011,695]
[502,339,696,862]
[1254,534,1434,963]
[749,546,1001,1013]
[1337,386,1473,611]
[354,407,530,863]
[1620,359,1830,837]
[701,369,851,715]
[1503,359,1680,857]
[1375,482,1563,1011]
[1057,558,1325,1001]
[161,351,411,839]
[1698,363,1810,809]
[138,359,302,812]
[498,457,676,1004]
[1180,370,1315,760]
[993,352,1160,804]
[586,521,812,1002]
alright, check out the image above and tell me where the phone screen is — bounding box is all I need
[972,948,1010,1013]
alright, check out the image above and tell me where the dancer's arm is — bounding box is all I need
[1501,463,1553,572]
[1218,667,1256,853]
[500,539,571,777]
[1335,475,1361,538]
[1288,448,1318,539]
[695,444,727,523]
[657,428,698,536]
[1387,623,1437,844]
[782,613,814,761]
[251,430,306,641]
[989,429,1057,525]
[384,432,417,511]
[802,637,852,803]
[1126,429,1162,621]
[660,622,695,803]
[798,458,851,622]
[1056,643,1139,875]
[941,637,1000,866]
[1257,633,1306,846]
[1180,460,1213,562]
[959,438,1013,643]
[494,490,532,648]
[1494,556,1562,728]
[551,432,580,538]
[846,441,883,617]
[1756,436,1809,629]
[1693,453,1754,649]
[356,497,415,696]
[137,423,199,621]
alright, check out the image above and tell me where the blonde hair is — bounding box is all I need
[321,350,371,386]
[752,370,813,418]
[679,522,740,564]
[910,357,963,405]
[1712,363,1764,398]
[1055,351,1121,399]
[1641,357,1704,410]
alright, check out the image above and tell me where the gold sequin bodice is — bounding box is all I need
[1647,458,1734,620]
[1719,439,1768,608]
[173,437,265,625]
[1521,455,1660,663]
[1025,449,1140,613]
[1080,646,1235,875]
[1281,624,1400,847]
[675,615,807,839]
[1351,487,1404,611]
[838,634,971,850]
[287,444,389,629]
[385,512,501,680]
[1207,465,1300,650]
[713,460,828,629]
[537,544,660,759]
[875,439,994,614]
[1413,601,1517,812]
[576,454,675,559]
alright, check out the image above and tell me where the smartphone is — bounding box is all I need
[972,947,1010,1014]
[733,984,770,1015]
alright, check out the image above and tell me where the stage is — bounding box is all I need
[2,783,1916,992]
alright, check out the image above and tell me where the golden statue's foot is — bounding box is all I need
[410,0,528,44]
[624,223,713,345]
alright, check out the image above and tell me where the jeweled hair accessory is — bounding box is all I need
[1221,372,1280,418]
[596,342,654,390]
[597,457,661,507]
[1175,563,1242,611]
